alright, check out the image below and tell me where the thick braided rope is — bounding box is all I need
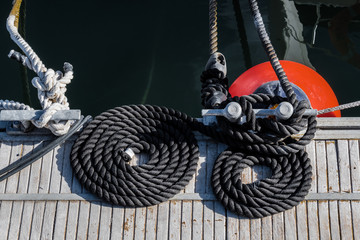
[70,105,200,207]
[6,8,74,136]
[212,149,312,218]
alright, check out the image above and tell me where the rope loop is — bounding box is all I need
[6,3,74,136]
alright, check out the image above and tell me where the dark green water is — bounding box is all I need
[1,0,360,117]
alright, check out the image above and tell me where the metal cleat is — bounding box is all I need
[205,52,227,78]
[202,102,318,124]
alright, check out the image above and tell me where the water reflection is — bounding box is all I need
[0,0,359,116]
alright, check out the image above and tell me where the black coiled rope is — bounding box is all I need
[70,0,317,218]
[71,105,200,207]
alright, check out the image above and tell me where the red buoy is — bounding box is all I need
[229,60,340,117]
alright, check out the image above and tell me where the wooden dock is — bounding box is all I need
[0,117,359,239]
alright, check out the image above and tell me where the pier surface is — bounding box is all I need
[0,118,359,239]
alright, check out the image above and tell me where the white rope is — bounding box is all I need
[318,100,360,115]
[0,99,32,130]
[6,15,74,136]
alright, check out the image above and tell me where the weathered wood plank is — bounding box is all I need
[316,141,331,240]
[284,208,297,240]
[110,206,125,240]
[192,200,203,240]
[261,216,272,240]
[307,200,319,240]
[205,140,217,194]
[349,140,360,192]
[169,200,181,240]
[338,140,352,193]
[195,141,207,193]
[181,200,192,240]
[156,201,169,240]
[296,202,308,240]
[7,142,33,240]
[65,201,80,240]
[39,146,62,240]
[329,201,341,240]
[326,140,339,193]
[145,205,157,239]
[98,203,113,240]
[40,201,57,240]
[53,201,70,239]
[0,141,12,193]
[204,201,214,240]
[272,213,284,240]
[352,201,360,240]
[123,208,136,240]
[339,200,354,240]
[0,142,22,239]
[134,207,147,240]
[76,201,90,239]
[214,201,226,240]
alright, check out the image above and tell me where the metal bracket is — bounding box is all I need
[202,102,317,124]
[0,110,81,121]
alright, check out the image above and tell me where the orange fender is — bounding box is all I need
[229,60,340,117]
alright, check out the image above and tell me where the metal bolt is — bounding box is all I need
[202,102,242,122]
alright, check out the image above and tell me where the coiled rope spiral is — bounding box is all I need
[69,0,317,218]
[70,105,200,207]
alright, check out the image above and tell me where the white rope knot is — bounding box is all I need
[6,14,75,136]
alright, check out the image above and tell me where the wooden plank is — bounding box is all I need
[352,201,360,240]
[41,201,57,240]
[339,200,354,239]
[227,211,240,240]
[76,201,91,240]
[53,201,70,239]
[316,117,360,128]
[214,201,226,240]
[307,200,319,240]
[123,208,136,240]
[181,200,192,240]
[0,142,23,240]
[296,202,308,240]
[261,216,272,240]
[26,142,46,240]
[205,140,217,194]
[251,218,262,240]
[329,201,341,240]
[31,201,46,239]
[272,213,284,240]
[349,140,360,192]
[169,200,182,240]
[284,208,297,240]
[156,201,169,240]
[326,140,340,192]
[192,200,203,240]
[195,141,207,193]
[306,140,317,193]
[38,145,59,240]
[65,201,80,240]
[316,141,331,239]
[145,205,158,240]
[338,140,352,193]
[7,142,33,240]
[110,206,125,240]
[49,145,65,193]
[204,201,214,240]
[98,203,113,240]
[0,141,12,193]
[134,207,147,240]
